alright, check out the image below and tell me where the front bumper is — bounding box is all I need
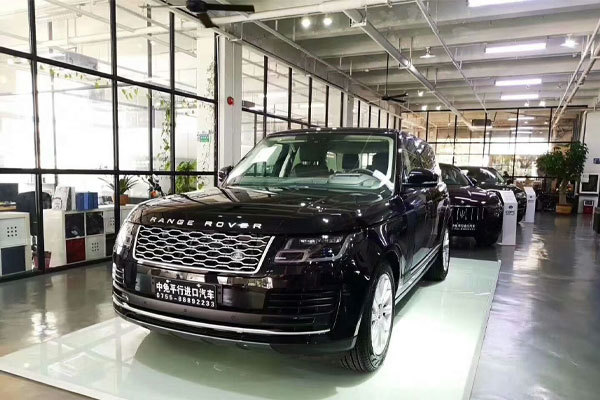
[112,234,372,354]
[449,206,502,237]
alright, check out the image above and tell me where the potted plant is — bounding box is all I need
[536,142,588,214]
[101,176,139,205]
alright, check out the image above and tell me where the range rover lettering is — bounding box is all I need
[440,164,503,246]
[112,129,451,372]
[460,166,527,222]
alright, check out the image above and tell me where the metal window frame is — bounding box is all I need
[0,0,218,280]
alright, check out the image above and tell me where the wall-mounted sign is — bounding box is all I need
[593,158,600,164]
[197,133,210,143]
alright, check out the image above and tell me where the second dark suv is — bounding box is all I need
[112,129,450,372]
[460,166,527,222]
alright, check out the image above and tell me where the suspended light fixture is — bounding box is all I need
[561,35,578,49]
[417,90,424,97]
[420,47,436,59]
[539,100,546,107]
[301,16,311,28]
[323,16,332,26]
[421,105,428,111]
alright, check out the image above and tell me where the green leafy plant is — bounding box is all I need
[174,161,201,193]
[536,142,588,205]
[100,176,139,196]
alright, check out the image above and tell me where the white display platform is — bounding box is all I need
[0,258,500,400]
[497,190,517,246]
[523,187,536,223]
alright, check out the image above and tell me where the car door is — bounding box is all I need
[419,143,446,249]
[399,138,430,271]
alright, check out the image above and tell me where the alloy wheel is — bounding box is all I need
[442,229,450,272]
[370,273,393,356]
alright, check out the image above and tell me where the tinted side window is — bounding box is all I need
[420,143,436,170]
[401,137,422,179]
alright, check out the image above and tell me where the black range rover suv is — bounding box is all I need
[113,129,451,372]
[440,164,503,246]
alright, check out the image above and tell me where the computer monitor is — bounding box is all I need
[0,183,19,203]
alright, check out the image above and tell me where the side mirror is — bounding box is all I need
[218,166,233,187]
[404,168,438,188]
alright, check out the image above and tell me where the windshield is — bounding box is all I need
[463,167,504,184]
[440,165,471,186]
[225,133,395,194]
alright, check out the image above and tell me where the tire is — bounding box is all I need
[340,262,395,373]
[476,231,500,246]
[425,226,450,281]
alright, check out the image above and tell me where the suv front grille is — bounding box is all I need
[451,205,484,223]
[133,225,273,274]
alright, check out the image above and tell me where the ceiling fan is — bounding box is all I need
[184,0,255,28]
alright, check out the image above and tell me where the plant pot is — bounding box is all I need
[119,194,129,205]
[556,204,572,215]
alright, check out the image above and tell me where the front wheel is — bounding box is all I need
[341,263,394,373]
[425,226,450,281]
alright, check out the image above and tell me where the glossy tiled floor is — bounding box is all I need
[470,214,600,400]
[0,213,598,399]
[0,258,500,400]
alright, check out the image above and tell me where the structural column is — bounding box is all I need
[343,93,354,127]
[217,36,243,168]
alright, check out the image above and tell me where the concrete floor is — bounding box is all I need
[0,213,598,399]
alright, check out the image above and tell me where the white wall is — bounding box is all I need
[583,111,600,175]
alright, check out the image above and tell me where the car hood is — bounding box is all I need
[127,186,393,235]
[447,185,500,207]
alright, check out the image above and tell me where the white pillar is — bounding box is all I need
[218,36,242,168]
[343,94,354,127]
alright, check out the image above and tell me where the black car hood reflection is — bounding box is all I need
[447,185,500,207]
[128,186,393,235]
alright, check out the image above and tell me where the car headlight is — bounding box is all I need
[275,234,351,263]
[114,221,135,253]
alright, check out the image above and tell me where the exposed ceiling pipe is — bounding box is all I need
[343,9,470,126]
[413,0,487,113]
[552,16,600,129]
[210,0,412,26]
[251,20,411,113]
[163,0,410,116]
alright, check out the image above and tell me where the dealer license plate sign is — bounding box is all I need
[153,277,217,309]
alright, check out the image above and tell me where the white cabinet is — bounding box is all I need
[43,205,135,268]
[0,212,32,276]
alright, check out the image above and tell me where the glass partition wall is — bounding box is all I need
[0,0,217,279]
[240,46,400,155]
[404,107,581,185]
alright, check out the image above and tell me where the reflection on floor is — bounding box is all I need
[471,214,600,400]
[0,258,500,400]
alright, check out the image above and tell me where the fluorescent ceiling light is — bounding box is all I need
[501,93,539,101]
[469,0,527,7]
[561,36,578,48]
[436,105,442,110]
[539,100,546,107]
[323,16,332,26]
[417,90,424,97]
[486,42,546,54]
[496,78,542,87]
[508,116,534,121]
[301,17,311,28]
[421,105,428,111]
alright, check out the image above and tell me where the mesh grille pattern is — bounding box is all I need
[134,225,272,273]
[451,206,484,223]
